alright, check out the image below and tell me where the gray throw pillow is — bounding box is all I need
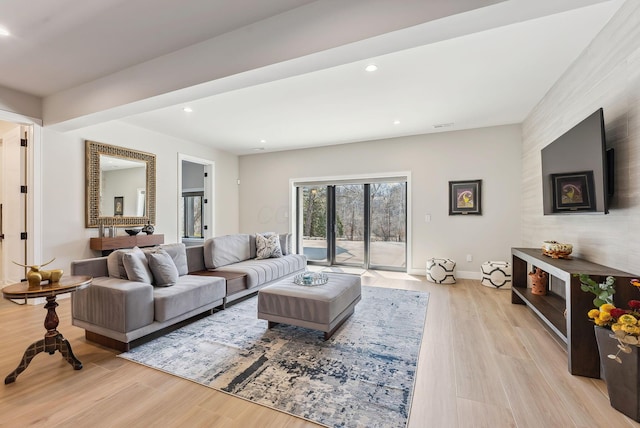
[122,247,153,284]
[256,233,283,259]
[159,243,188,276]
[107,248,136,279]
[147,248,179,287]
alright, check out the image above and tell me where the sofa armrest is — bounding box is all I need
[71,257,109,278]
[71,277,154,333]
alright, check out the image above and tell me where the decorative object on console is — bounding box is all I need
[448,179,482,215]
[542,240,573,259]
[528,267,548,295]
[480,261,511,289]
[426,258,456,284]
[12,258,63,288]
[142,221,154,235]
[584,277,640,421]
[125,228,141,236]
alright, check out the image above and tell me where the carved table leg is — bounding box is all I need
[4,294,82,384]
[4,339,46,384]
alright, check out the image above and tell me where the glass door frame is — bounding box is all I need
[295,179,407,272]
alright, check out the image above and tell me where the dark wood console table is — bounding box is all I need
[90,234,164,255]
[511,248,636,378]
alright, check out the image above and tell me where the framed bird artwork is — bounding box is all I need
[449,179,482,215]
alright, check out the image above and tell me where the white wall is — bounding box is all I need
[239,125,522,276]
[0,85,41,121]
[41,121,239,273]
[521,0,640,273]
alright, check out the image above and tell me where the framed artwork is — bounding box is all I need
[449,179,482,215]
[551,171,595,212]
[114,196,124,216]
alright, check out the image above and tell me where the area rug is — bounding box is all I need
[119,286,429,428]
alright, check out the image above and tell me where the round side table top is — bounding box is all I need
[2,275,92,299]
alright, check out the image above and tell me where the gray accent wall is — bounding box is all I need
[521,0,640,273]
[238,125,522,276]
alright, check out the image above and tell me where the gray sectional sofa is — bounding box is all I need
[71,234,306,351]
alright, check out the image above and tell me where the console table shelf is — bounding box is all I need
[90,234,164,255]
[511,247,636,378]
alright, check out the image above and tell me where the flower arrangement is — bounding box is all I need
[581,276,640,363]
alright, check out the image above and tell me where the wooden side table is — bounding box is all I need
[2,275,92,384]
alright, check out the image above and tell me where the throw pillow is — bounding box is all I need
[147,248,179,287]
[159,243,188,276]
[256,233,283,259]
[107,248,135,279]
[122,247,153,284]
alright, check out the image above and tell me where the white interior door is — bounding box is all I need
[0,125,27,284]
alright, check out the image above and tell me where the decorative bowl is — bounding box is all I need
[542,240,573,259]
[125,228,141,236]
[293,272,329,286]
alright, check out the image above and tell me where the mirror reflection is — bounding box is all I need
[99,155,147,217]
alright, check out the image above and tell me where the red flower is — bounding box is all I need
[610,308,628,318]
[629,300,640,310]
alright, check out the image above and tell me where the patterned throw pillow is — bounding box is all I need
[256,233,283,259]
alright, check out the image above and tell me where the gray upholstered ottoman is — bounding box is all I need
[257,273,361,340]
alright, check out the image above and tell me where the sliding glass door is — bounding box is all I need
[298,180,406,271]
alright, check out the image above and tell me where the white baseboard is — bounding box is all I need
[409,268,481,280]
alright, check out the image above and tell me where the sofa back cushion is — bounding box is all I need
[204,234,251,269]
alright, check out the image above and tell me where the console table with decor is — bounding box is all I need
[90,234,164,255]
[511,248,637,378]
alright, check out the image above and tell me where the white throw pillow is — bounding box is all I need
[256,233,283,259]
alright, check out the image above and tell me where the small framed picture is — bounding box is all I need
[551,171,595,212]
[449,180,482,215]
[114,196,124,216]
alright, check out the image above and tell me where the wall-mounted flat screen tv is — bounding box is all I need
[541,108,611,215]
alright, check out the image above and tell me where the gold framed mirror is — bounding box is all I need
[85,140,156,227]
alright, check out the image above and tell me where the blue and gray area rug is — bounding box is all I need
[119,285,429,428]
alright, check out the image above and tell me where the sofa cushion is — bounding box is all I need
[215,254,306,289]
[107,248,137,279]
[256,233,283,259]
[123,247,154,284]
[159,242,188,276]
[204,234,250,269]
[147,248,179,287]
[153,275,226,322]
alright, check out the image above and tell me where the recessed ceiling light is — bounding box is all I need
[183,107,193,113]
[253,147,265,151]
[0,27,10,37]
[393,120,401,125]
[365,64,378,72]
[260,139,266,144]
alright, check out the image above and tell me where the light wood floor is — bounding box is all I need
[1,273,639,427]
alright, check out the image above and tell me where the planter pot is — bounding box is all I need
[594,325,640,421]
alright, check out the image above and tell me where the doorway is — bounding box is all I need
[178,155,215,246]
[0,121,30,284]
[297,179,407,272]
